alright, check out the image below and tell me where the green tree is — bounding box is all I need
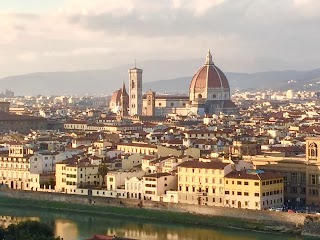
[4,220,61,240]
[98,163,109,187]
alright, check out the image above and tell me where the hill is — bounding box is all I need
[1,59,320,95]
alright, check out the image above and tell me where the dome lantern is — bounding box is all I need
[205,49,213,65]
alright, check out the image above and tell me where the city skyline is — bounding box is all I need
[1,0,320,78]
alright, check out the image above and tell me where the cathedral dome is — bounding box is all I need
[190,50,229,90]
[111,89,122,103]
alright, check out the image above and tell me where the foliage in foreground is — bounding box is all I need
[0,220,61,240]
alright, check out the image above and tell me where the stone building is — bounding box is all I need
[109,83,129,117]
[110,50,238,117]
[129,67,143,116]
[0,102,47,134]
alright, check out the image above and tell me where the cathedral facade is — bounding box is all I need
[110,50,237,116]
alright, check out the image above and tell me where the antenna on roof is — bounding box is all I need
[134,59,137,68]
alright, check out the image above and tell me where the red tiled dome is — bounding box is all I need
[110,83,128,103]
[190,50,229,90]
[111,89,122,103]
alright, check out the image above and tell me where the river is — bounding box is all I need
[0,206,308,240]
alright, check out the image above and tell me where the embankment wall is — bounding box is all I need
[3,189,320,236]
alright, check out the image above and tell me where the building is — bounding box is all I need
[109,83,129,116]
[143,172,177,201]
[224,170,284,210]
[0,102,10,112]
[177,160,232,206]
[0,143,33,190]
[189,50,237,115]
[129,67,143,116]
[55,160,101,194]
[110,50,238,117]
[0,111,47,134]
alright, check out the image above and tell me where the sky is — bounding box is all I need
[1,0,320,78]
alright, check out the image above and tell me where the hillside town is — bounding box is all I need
[1,52,320,214]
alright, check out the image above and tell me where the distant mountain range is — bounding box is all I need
[1,59,320,95]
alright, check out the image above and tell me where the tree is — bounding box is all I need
[4,220,61,240]
[98,163,109,187]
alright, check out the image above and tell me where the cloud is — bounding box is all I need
[0,0,320,78]
[16,52,38,62]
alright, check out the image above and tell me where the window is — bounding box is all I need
[237,181,242,185]
[309,142,318,158]
[309,174,318,185]
[254,182,259,186]
[237,192,242,196]
[254,193,259,197]
[225,191,230,195]
[186,186,189,192]
[301,173,306,183]
[309,189,319,196]
[244,192,249,196]
[244,181,248,185]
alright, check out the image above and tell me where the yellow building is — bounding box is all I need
[252,137,320,207]
[117,143,157,155]
[55,160,101,194]
[224,170,284,210]
[178,160,232,206]
[306,137,320,206]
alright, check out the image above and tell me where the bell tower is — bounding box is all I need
[129,64,143,116]
[145,90,155,116]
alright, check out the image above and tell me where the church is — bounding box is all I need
[110,50,237,116]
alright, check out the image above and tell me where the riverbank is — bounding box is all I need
[0,189,315,236]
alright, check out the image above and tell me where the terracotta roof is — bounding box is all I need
[0,111,45,121]
[225,170,283,180]
[178,160,228,170]
[144,172,171,178]
[190,64,229,90]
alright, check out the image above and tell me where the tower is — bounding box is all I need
[120,82,129,117]
[145,90,155,116]
[129,66,143,116]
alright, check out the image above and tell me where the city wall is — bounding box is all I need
[0,189,319,237]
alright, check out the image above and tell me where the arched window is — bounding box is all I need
[309,142,318,159]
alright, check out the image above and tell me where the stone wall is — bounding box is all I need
[0,189,306,225]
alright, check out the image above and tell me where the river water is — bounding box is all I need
[0,206,308,240]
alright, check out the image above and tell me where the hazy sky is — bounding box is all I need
[1,0,320,78]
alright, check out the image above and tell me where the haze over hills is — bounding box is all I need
[1,59,320,96]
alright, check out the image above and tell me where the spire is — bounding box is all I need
[205,49,213,65]
[122,81,127,95]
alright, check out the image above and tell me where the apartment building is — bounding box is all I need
[0,143,33,190]
[55,160,101,193]
[224,170,284,210]
[143,172,177,201]
[177,160,232,206]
